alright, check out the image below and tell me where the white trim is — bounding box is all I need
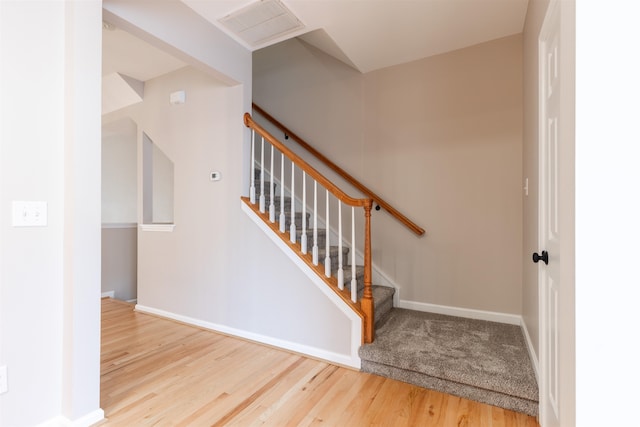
[139,223,175,232]
[101,291,115,299]
[240,201,362,368]
[101,222,137,229]
[136,303,360,369]
[521,318,540,382]
[35,409,104,427]
[397,297,522,325]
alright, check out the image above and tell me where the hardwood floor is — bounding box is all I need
[100,298,539,426]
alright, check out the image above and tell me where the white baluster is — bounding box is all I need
[301,173,307,254]
[269,145,275,223]
[279,153,286,233]
[250,129,255,204]
[338,201,344,290]
[259,136,265,213]
[351,207,357,303]
[325,190,331,278]
[290,164,296,243]
[312,181,318,265]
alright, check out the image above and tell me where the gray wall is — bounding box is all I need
[102,225,137,301]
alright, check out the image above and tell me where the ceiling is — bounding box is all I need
[102,0,529,82]
[182,0,529,73]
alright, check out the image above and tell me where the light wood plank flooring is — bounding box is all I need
[100,298,539,426]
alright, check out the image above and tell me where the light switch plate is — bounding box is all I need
[12,201,47,227]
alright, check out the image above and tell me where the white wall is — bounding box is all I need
[151,142,174,223]
[102,118,137,224]
[103,0,253,195]
[575,2,640,426]
[254,35,524,316]
[103,64,356,362]
[102,0,360,365]
[0,1,102,426]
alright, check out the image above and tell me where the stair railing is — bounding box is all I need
[252,103,426,236]
[243,112,375,343]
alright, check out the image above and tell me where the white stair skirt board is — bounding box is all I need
[35,409,104,427]
[396,293,539,381]
[521,319,540,383]
[238,201,362,368]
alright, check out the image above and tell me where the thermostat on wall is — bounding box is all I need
[210,171,221,181]
[170,90,185,105]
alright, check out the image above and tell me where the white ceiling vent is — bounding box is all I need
[218,0,304,48]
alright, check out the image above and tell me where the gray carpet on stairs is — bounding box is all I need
[360,308,538,416]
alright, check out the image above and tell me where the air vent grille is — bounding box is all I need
[218,0,304,47]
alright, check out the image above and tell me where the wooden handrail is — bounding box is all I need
[245,113,369,209]
[252,103,426,236]
[244,112,374,343]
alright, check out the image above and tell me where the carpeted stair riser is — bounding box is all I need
[360,360,537,416]
[316,246,350,272]
[369,286,395,327]
[296,229,327,249]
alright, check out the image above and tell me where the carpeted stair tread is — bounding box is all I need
[298,229,327,248]
[359,308,538,416]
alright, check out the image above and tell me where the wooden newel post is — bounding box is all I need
[362,200,374,343]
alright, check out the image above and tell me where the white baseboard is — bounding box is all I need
[135,303,360,369]
[101,291,115,299]
[397,298,522,325]
[36,409,104,427]
[520,319,540,382]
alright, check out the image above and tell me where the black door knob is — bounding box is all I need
[533,250,549,265]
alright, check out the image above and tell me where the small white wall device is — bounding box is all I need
[169,90,185,105]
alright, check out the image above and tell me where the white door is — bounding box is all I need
[538,1,575,426]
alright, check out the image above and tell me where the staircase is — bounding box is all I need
[243,109,538,418]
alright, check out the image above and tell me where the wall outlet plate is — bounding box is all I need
[0,365,7,394]
[210,171,221,181]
